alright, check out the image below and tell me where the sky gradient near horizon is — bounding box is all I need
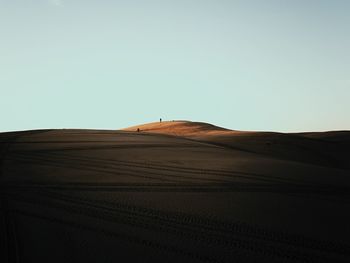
[1,0,349,132]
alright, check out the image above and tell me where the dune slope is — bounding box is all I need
[124,121,350,169]
[1,125,350,262]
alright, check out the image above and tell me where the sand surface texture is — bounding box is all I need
[1,121,350,262]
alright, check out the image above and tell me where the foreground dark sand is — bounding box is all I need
[1,121,350,262]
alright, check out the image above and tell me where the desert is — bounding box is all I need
[1,121,349,262]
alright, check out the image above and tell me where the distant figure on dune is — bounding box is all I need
[137,128,140,132]
[160,118,162,123]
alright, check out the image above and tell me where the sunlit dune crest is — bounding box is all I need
[124,120,239,136]
[124,121,350,169]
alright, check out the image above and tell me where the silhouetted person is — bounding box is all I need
[137,128,140,132]
[160,118,162,123]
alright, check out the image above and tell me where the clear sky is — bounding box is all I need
[1,0,349,132]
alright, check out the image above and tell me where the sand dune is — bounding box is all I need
[1,122,350,262]
[296,130,350,143]
[124,121,350,169]
[124,120,234,136]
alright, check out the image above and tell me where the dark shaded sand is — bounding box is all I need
[1,121,350,262]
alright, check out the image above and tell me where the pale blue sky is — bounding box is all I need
[1,0,349,132]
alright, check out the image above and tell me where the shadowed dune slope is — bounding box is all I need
[124,121,350,169]
[296,131,350,143]
[1,128,350,262]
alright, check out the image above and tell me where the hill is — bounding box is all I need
[1,125,350,262]
[124,121,350,169]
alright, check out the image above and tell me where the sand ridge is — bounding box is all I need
[123,121,350,169]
